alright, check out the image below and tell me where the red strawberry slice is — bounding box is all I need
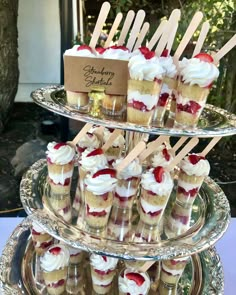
[32,229,40,235]
[86,148,103,157]
[188,154,205,165]
[161,49,169,57]
[86,205,107,217]
[158,93,169,106]
[178,186,199,197]
[41,240,54,249]
[128,100,148,111]
[54,142,67,150]
[96,46,106,54]
[49,246,61,255]
[110,45,129,51]
[177,101,202,114]
[92,168,116,178]
[77,44,92,52]
[139,46,150,55]
[51,279,65,288]
[125,272,145,286]
[102,256,107,262]
[194,52,214,63]
[144,51,155,60]
[162,148,170,161]
[153,166,164,183]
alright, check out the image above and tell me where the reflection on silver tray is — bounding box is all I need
[20,159,230,260]
[0,218,224,295]
[31,85,236,138]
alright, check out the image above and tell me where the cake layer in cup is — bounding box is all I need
[85,204,112,229]
[66,90,89,108]
[42,268,68,295]
[102,94,126,117]
[178,170,205,185]
[31,231,54,255]
[47,161,74,176]
[161,257,188,285]
[48,177,72,195]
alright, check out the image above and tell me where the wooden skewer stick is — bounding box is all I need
[71,123,93,146]
[116,141,146,175]
[139,261,155,273]
[126,10,146,51]
[147,20,167,50]
[200,137,222,157]
[213,34,236,64]
[166,22,178,53]
[104,12,123,48]
[139,135,170,162]
[133,22,150,50]
[117,10,135,46]
[172,136,188,153]
[173,11,203,63]
[155,9,181,57]
[192,21,210,57]
[166,137,199,172]
[89,2,111,49]
[102,129,123,152]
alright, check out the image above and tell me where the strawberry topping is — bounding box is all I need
[139,46,150,55]
[128,100,149,111]
[50,279,65,288]
[54,142,67,150]
[96,46,106,54]
[95,268,113,275]
[32,229,40,235]
[86,205,107,217]
[92,168,116,178]
[188,154,205,165]
[153,166,164,183]
[77,45,93,52]
[176,101,202,114]
[110,45,129,51]
[161,49,169,57]
[125,272,145,286]
[86,148,103,157]
[178,186,199,197]
[162,148,170,161]
[194,52,214,63]
[141,205,162,217]
[49,246,61,255]
[144,51,155,60]
[40,240,54,249]
[102,256,107,262]
[157,93,169,106]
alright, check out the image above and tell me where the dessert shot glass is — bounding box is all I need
[102,94,127,119]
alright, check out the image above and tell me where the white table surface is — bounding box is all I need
[1,217,235,294]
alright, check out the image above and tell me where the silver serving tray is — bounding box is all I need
[0,218,224,295]
[31,85,236,138]
[20,159,230,260]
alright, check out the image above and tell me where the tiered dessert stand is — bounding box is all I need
[0,84,235,295]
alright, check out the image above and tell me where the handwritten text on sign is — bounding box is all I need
[64,56,128,95]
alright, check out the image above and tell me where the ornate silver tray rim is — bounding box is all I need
[0,218,224,295]
[31,85,236,138]
[20,159,230,260]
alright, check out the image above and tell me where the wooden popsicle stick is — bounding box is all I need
[126,10,146,51]
[116,141,146,174]
[102,129,122,152]
[172,136,188,153]
[117,10,135,46]
[133,22,150,50]
[148,20,168,50]
[104,12,123,48]
[139,135,170,162]
[213,34,236,64]
[192,21,210,57]
[155,9,181,57]
[200,137,222,157]
[139,261,155,272]
[71,123,94,146]
[166,22,178,53]
[173,11,203,62]
[89,2,111,49]
[166,137,199,171]
[92,125,104,142]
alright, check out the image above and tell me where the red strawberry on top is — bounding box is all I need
[54,142,67,150]
[194,52,214,63]
[49,246,61,255]
[188,154,205,165]
[139,46,150,55]
[96,46,106,54]
[126,272,145,286]
[161,49,169,57]
[110,45,129,51]
[77,44,93,52]
[86,148,103,157]
[102,256,107,262]
[144,51,155,60]
[162,148,170,161]
[153,166,164,183]
[92,168,116,178]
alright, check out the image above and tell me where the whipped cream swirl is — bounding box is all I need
[46,142,75,165]
[78,133,100,149]
[180,57,219,87]
[103,128,125,147]
[64,45,96,58]
[79,148,107,172]
[40,245,70,272]
[101,47,131,60]
[90,254,118,271]
[151,148,175,168]
[85,172,117,195]
[141,168,173,195]
[119,269,150,295]
[159,56,177,78]
[129,54,164,81]
[179,154,210,176]
[113,158,142,179]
